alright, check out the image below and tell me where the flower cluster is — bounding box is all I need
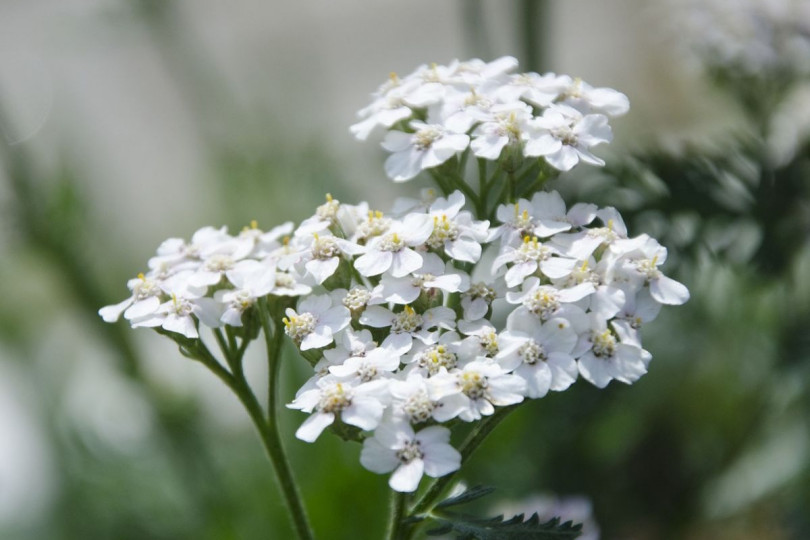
[673,0,810,77]
[351,57,629,180]
[100,57,690,497]
[101,186,688,492]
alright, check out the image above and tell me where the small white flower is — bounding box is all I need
[576,318,648,389]
[389,372,447,424]
[470,103,533,160]
[298,232,364,285]
[354,213,433,277]
[497,316,578,398]
[612,235,690,306]
[288,378,389,442]
[283,294,350,350]
[329,342,408,384]
[426,191,490,263]
[430,360,526,422]
[360,422,460,492]
[361,304,456,350]
[376,252,468,305]
[492,235,577,288]
[557,76,630,117]
[460,280,501,322]
[382,121,470,182]
[493,71,569,107]
[524,105,612,171]
[98,272,163,323]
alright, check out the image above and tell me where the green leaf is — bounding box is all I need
[435,485,496,510]
[426,513,582,540]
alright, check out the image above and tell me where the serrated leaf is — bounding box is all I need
[435,485,496,510]
[426,513,582,540]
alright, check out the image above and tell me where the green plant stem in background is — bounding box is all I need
[386,492,408,540]
[189,304,314,540]
[519,0,549,73]
[257,300,316,540]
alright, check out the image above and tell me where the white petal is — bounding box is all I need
[124,296,161,320]
[445,237,481,263]
[650,275,690,305]
[422,447,461,478]
[355,251,393,277]
[306,258,340,285]
[540,257,576,279]
[360,306,395,328]
[99,298,133,323]
[295,412,335,442]
[342,397,384,431]
[578,353,614,388]
[389,459,424,492]
[385,149,422,182]
[391,248,423,278]
[360,438,399,473]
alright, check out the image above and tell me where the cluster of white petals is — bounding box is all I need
[674,0,810,76]
[101,187,687,492]
[102,58,690,495]
[352,57,628,180]
[98,221,305,338]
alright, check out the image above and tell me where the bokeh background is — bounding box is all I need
[1,0,808,538]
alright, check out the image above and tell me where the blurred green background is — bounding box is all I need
[1,1,808,538]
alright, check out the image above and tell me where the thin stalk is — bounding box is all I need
[213,329,236,371]
[386,491,408,540]
[519,0,549,73]
[257,300,315,540]
[428,169,454,197]
[461,0,491,60]
[507,170,516,204]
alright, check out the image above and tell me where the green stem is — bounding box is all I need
[507,169,516,204]
[408,405,519,519]
[519,0,549,73]
[386,491,408,540]
[447,169,480,205]
[256,300,315,540]
[213,328,236,371]
[428,169,454,196]
[476,158,489,220]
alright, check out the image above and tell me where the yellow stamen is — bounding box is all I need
[326,193,333,202]
[137,272,145,280]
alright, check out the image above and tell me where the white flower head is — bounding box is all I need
[283,294,351,351]
[354,213,433,277]
[382,121,470,182]
[524,105,612,171]
[288,378,389,442]
[360,421,460,492]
